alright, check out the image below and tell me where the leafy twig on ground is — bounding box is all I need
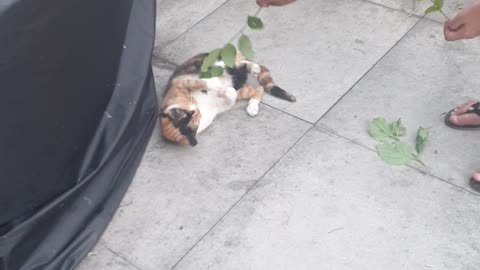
[368,118,428,166]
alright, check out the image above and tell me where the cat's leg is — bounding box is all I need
[236,55,296,102]
[237,85,264,116]
[237,58,262,79]
[220,86,238,108]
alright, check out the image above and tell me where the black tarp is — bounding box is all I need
[0,0,157,268]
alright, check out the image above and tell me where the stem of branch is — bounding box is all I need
[228,7,263,44]
[427,0,451,21]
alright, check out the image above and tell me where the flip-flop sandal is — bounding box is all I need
[470,178,480,193]
[444,102,480,130]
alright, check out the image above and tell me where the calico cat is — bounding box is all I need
[159,53,296,146]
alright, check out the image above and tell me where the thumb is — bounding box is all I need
[256,0,269,7]
[444,23,467,41]
[445,11,466,31]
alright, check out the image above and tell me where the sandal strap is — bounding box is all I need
[469,102,480,116]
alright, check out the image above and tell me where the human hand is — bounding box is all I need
[444,0,480,41]
[256,0,296,7]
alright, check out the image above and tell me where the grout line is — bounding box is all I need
[362,0,446,25]
[260,102,315,125]
[99,242,145,270]
[362,0,423,18]
[151,54,179,68]
[314,17,423,125]
[171,125,315,269]
[154,0,232,54]
[316,125,480,198]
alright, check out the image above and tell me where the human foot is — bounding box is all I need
[445,100,480,128]
[470,172,480,192]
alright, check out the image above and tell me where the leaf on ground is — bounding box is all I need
[201,49,221,72]
[376,142,416,165]
[416,127,429,154]
[221,43,237,68]
[424,5,440,14]
[238,34,255,60]
[247,16,264,30]
[368,118,397,143]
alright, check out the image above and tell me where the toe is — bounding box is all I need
[472,172,480,182]
[449,113,480,127]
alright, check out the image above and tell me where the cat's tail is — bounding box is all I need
[256,65,296,102]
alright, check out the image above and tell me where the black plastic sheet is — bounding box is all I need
[0,0,157,268]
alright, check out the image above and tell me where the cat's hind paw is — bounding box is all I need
[251,64,261,78]
[246,100,259,117]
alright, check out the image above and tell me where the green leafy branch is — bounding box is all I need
[368,118,429,166]
[200,8,264,79]
[418,0,451,21]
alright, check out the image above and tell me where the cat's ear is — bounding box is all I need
[163,108,186,120]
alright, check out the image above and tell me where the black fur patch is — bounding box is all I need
[226,65,248,90]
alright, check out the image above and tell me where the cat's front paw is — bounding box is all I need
[246,100,259,117]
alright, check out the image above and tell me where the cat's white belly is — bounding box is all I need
[192,86,237,134]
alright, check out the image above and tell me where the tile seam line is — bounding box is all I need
[362,0,446,25]
[260,102,315,125]
[154,0,232,54]
[99,242,145,270]
[152,55,179,68]
[314,16,424,125]
[316,125,480,198]
[170,125,315,269]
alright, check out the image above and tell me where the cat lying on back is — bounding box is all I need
[159,52,296,146]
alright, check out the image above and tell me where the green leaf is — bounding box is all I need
[416,127,429,154]
[434,0,443,8]
[210,66,224,77]
[376,142,416,165]
[247,16,264,30]
[390,119,406,138]
[368,118,397,143]
[221,43,237,69]
[238,34,255,60]
[200,70,212,79]
[201,49,221,72]
[424,5,440,14]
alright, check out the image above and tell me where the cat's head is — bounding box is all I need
[160,107,201,146]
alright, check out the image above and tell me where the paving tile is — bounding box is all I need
[96,64,312,270]
[154,0,227,49]
[159,0,419,123]
[318,19,480,189]
[77,244,138,270]
[175,127,480,270]
[154,0,258,59]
